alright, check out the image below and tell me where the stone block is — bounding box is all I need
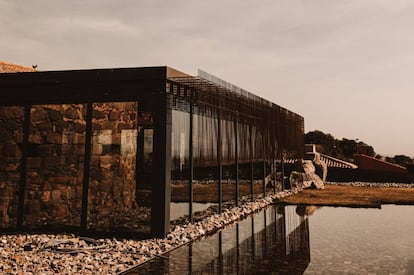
[49,176,72,185]
[102,121,114,130]
[30,107,48,123]
[92,110,105,119]
[25,200,41,215]
[74,122,86,133]
[55,120,71,133]
[92,122,101,131]
[117,122,132,131]
[97,130,112,145]
[125,102,137,111]
[73,133,85,144]
[46,133,62,144]
[26,157,42,169]
[112,135,121,145]
[62,131,74,144]
[64,106,80,120]
[61,144,74,155]
[51,190,62,201]
[92,144,103,155]
[48,109,62,121]
[28,134,42,144]
[43,156,61,168]
[109,110,120,121]
[51,204,68,218]
[42,181,52,191]
[100,156,113,169]
[36,144,52,157]
[75,145,85,155]
[3,143,22,158]
[37,122,51,131]
[40,191,51,203]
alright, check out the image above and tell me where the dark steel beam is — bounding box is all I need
[80,101,93,231]
[16,105,30,229]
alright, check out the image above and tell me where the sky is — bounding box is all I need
[1,0,413,157]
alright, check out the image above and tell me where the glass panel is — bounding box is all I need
[88,102,146,232]
[0,106,24,229]
[24,104,86,228]
[221,118,236,209]
[252,126,265,199]
[170,110,190,225]
[238,122,251,201]
[193,112,219,220]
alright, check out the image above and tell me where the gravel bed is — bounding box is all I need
[0,189,297,274]
[326,181,414,188]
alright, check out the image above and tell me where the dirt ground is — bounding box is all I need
[277,184,414,208]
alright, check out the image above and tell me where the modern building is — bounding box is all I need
[0,66,304,238]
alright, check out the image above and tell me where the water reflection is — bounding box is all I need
[127,204,414,274]
[128,205,310,274]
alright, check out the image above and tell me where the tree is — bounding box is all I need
[304,130,376,161]
[393,155,413,167]
[304,130,335,155]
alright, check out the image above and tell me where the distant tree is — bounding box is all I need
[385,157,395,164]
[338,138,357,159]
[304,130,335,155]
[304,130,376,161]
[393,155,413,167]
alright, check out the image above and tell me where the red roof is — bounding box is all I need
[0,61,37,73]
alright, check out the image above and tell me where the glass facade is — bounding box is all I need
[0,66,304,238]
[0,106,24,229]
[87,101,143,232]
[24,104,86,229]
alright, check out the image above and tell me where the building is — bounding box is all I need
[0,66,304,238]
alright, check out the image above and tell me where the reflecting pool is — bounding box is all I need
[126,205,414,274]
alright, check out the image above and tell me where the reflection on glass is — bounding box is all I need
[221,118,237,208]
[23,104,85,228]
[237,122,251,200]
[170,110,190,224]
[192,112,219,218]
[130,205,310,274]
[0,106,24,228]
[88,102,150,233]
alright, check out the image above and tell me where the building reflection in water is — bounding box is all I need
[127,205,310,274]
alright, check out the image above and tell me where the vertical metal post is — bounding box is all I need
[189,103,194,222]
[250,124,254,202]
[236,223,240,275]
[281,149,285,191]
[234,112,239,207]
[262,137,266,196]
[189,244,193,275]
[151,90,171,238]
[217,110,222,214]
[251,216,255,262]
[272,158,276,194]
[17,104,31,229]
[80,101,93,230]
[218,231,223,275]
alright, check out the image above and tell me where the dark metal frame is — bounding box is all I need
[0,66,304,238]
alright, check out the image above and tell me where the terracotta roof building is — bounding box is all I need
[0,61,37,73]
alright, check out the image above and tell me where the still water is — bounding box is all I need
[127,205,414,274]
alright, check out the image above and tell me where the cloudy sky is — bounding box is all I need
[1,0,413,156]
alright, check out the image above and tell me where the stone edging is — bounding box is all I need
[0,189,297,275]
[326,181,414,188]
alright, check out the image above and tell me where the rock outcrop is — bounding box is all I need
[289,153,327,190]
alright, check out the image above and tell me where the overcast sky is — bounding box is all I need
[1,0,413,156]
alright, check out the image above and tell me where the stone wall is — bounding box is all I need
[0,102,144,231]
[0,106,23,228]
[25,104,87,227]
[88,102,139,230]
